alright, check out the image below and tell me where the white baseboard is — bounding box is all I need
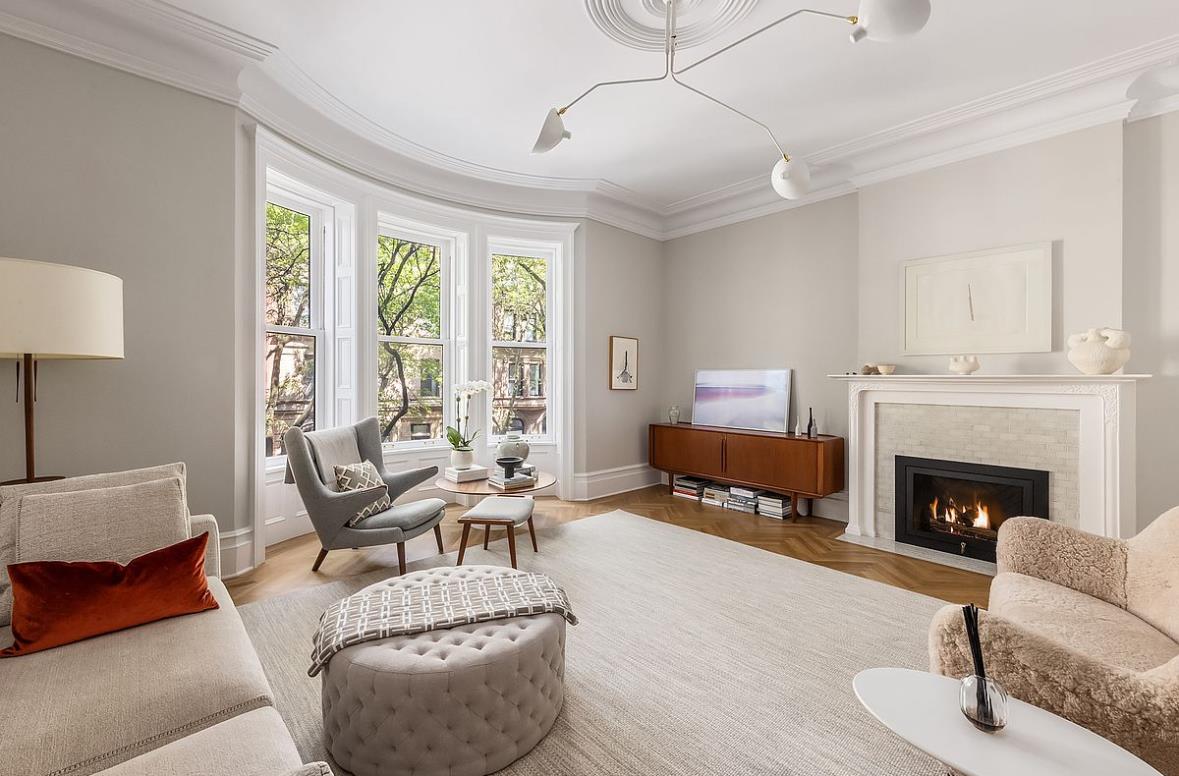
[569,464,664,501]
[810,490,849,522]
[218,526,256,579]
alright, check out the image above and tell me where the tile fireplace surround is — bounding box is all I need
[829,375,1148,573]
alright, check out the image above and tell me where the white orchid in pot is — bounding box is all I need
[446,380,491,470]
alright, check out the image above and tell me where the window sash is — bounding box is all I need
[487,248,554,443]
[375,228,452,448]
[264,194,326,461]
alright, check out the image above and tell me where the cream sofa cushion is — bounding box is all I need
[15,476,188,564]
[0,578,273,776]
[990,572,1179,673]
[93,707,303,776]
[0,462,187,626]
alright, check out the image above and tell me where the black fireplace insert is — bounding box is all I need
[894,456,1049,563]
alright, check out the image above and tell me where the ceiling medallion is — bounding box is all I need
[584,0,759,51]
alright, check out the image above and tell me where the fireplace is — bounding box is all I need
[894,456,1049,563]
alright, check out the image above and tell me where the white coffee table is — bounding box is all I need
[853,668,1161,776]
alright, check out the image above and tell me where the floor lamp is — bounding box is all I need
[0,258,124,485]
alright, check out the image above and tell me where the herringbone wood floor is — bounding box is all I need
[226,486,990,607]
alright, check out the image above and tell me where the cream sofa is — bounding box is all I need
[0,465,329,776]
[929,510,1179,775]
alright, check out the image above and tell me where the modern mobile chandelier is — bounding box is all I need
[533,0,932,200]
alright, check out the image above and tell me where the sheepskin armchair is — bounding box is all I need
[929,508,1179,775]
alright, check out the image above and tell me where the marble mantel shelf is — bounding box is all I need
[827,374,1151,382]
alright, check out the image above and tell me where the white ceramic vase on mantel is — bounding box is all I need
[450,447,475,470]
[1067,328,1131,375]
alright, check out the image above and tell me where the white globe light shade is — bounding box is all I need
[850,0,931,43]
[531,108,571,154]
[770,156,811,200]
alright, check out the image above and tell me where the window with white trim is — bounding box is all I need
[488,249,551,440]
[263,197,324,458]
[375,228,451,445]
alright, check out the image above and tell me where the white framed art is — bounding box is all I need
[609,336,638,390]
[901,242,1053,355]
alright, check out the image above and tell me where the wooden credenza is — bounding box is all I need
[648,423,845,517]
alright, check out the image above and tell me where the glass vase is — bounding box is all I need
[959,675,1008,733]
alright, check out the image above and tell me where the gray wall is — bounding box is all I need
[0,34,246,528]
[576,220,667,473]
[1124,112,1179,528]
[661,195,860,441]
[857,123,1125,374]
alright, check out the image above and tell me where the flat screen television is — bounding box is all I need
[691,368,793,433]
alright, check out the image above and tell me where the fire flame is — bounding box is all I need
[928,493,993,531]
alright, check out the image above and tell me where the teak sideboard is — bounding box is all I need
[648,423,845,518]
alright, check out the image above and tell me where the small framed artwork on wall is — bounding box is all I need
[609,336,638,390]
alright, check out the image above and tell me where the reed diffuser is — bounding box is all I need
[959,604,1008,732]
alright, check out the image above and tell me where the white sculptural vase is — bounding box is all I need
[949,355,980,375]
[1067,328,1131,375]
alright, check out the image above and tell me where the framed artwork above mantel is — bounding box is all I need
[901,242,1053,355]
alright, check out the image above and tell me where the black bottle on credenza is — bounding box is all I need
[806,407,817,438]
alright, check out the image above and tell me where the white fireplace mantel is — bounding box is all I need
[829,374,1150,542]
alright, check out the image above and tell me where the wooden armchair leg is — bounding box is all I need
[312,548,329,572]
[397,542,406,576]
[457,523,471,565]
[527,516,539,552]
[483,526,490,550]
[433,523,445,554]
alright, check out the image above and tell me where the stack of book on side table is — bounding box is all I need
[702,483,730,508]
[757,492,792,519]
[725,485,764,514]
[444,464,489,483]
[490,462,537,491]
[672,475,707,501]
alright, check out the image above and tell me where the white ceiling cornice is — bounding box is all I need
[1,2,1177,241]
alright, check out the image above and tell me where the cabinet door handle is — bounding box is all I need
[721,438,727,472]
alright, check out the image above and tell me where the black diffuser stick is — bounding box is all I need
[962,604,991,723]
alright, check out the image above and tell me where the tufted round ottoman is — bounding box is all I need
[320,565,567,776]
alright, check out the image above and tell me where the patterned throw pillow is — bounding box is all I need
[334,462,391,527]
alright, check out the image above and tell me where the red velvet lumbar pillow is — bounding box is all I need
[1,533,218,657]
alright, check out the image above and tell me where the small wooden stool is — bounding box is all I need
[456,496,538,569]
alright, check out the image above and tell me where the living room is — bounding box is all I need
[1,1,1177,775]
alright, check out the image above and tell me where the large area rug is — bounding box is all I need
[239,510,947,775]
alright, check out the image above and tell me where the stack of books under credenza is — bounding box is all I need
[490,462,537,491]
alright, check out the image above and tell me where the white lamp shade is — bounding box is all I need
[0,258,124,360]
[850,0,931,43]
[770,156,811,200]
[532,108,571,154]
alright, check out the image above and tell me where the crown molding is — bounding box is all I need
[2,1,1178,241]
[0,6,240,103]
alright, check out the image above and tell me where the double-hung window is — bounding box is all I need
[263,199,323,458]
[489,249,551,440]
[375,229,450,445]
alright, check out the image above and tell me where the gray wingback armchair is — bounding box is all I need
[284,417,447,575]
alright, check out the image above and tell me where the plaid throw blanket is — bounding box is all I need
[308,571,577,676]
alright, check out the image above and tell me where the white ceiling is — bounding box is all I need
[1,0,1177,236]
[157,0,1179,208]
